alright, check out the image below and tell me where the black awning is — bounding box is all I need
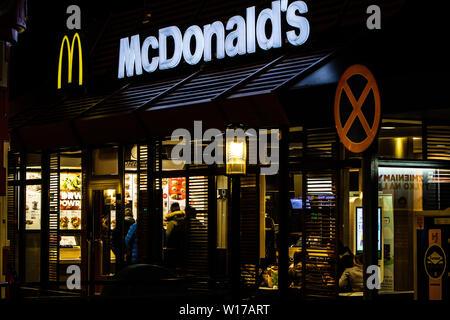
[9,50,334,152]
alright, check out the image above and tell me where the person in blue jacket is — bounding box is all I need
[125,221,138,264]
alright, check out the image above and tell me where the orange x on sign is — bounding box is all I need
[334,64,381,153]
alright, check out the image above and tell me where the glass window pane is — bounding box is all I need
[379,121,422,159]
[24,232,40,282]
[260,174,280,290]
[60,172,82,230]
[59,151,82,281]
[25,184,41,230]
[92,147,118,175]
[377,167,450,293]
[26,153,42,180]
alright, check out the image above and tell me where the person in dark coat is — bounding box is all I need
[111,208,135,264]
[185,205,205,232]
[165,203,186,249]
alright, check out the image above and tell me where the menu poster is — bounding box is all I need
[162,178,186,217]
[125,173,138,220]
[25,184,41,230]
[60,210,82,230]
[60,172,82,230]
[26,172,42,180]
[111,210,116,229]
[60,236,77,247]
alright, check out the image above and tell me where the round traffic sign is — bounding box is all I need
[424,244,447,280]
[334,64,381,153]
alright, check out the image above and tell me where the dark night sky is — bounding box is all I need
[8,0,146,103]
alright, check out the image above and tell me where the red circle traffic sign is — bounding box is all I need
[334,64,381,153]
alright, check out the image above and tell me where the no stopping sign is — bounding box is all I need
[334,64,381,153]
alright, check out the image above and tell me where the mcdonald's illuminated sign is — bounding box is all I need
[57,32,83,89]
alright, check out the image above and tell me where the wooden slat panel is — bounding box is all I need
[81,150,89,291]
[423,169,450,211]
[7,154,19,269]
[186,176,208,274]
[138,144,149,263]
[303,171,338,299]
[240,174,259,287]
[305,128,337,159]
[426,126,450,160]
[153,140,162,191]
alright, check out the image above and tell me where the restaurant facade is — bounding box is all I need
[2,0,449,301]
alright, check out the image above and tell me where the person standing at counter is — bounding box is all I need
[338,241,354,279]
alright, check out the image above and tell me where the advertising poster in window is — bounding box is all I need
[162,177,186,218]
[380,194,394,292]
[60,172,82,230]
[379,167,424,292]
[25,184,41,230]
[125,173,138,220]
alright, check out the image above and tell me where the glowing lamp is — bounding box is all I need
[226,136,247,175]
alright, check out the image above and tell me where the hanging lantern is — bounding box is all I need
[226,135,247,175]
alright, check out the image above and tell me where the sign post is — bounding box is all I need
[334,64,381,300]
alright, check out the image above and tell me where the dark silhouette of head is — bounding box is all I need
[170,202,180,213]
[185,205,197,219]
[125,208,133,217]
[354,254,364,266]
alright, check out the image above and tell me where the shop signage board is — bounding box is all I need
[118,0,311,78]
[334,64,381,153]
[425,229,446,300]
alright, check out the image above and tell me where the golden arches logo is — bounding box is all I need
[57,33,83,89]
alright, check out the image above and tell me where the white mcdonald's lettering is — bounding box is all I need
[118,0,310,79]
[58,32,83,89]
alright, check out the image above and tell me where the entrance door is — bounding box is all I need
[88,184,120,295]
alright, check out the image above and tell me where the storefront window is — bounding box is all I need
[59,152,82,282]
[125,145,138,221]
[24,153,42,282]
[259,174,280,290]
[377,167,450,294]
[162,139,187,171]
[162,177,187,217]
[25,184,41,230]
[92,147,119,175]
[379,120,422,159]
[60,172,82,230]
[289,127,304,161]
[25,153,42,230]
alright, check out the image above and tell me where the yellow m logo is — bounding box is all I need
[57,33,83,89]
